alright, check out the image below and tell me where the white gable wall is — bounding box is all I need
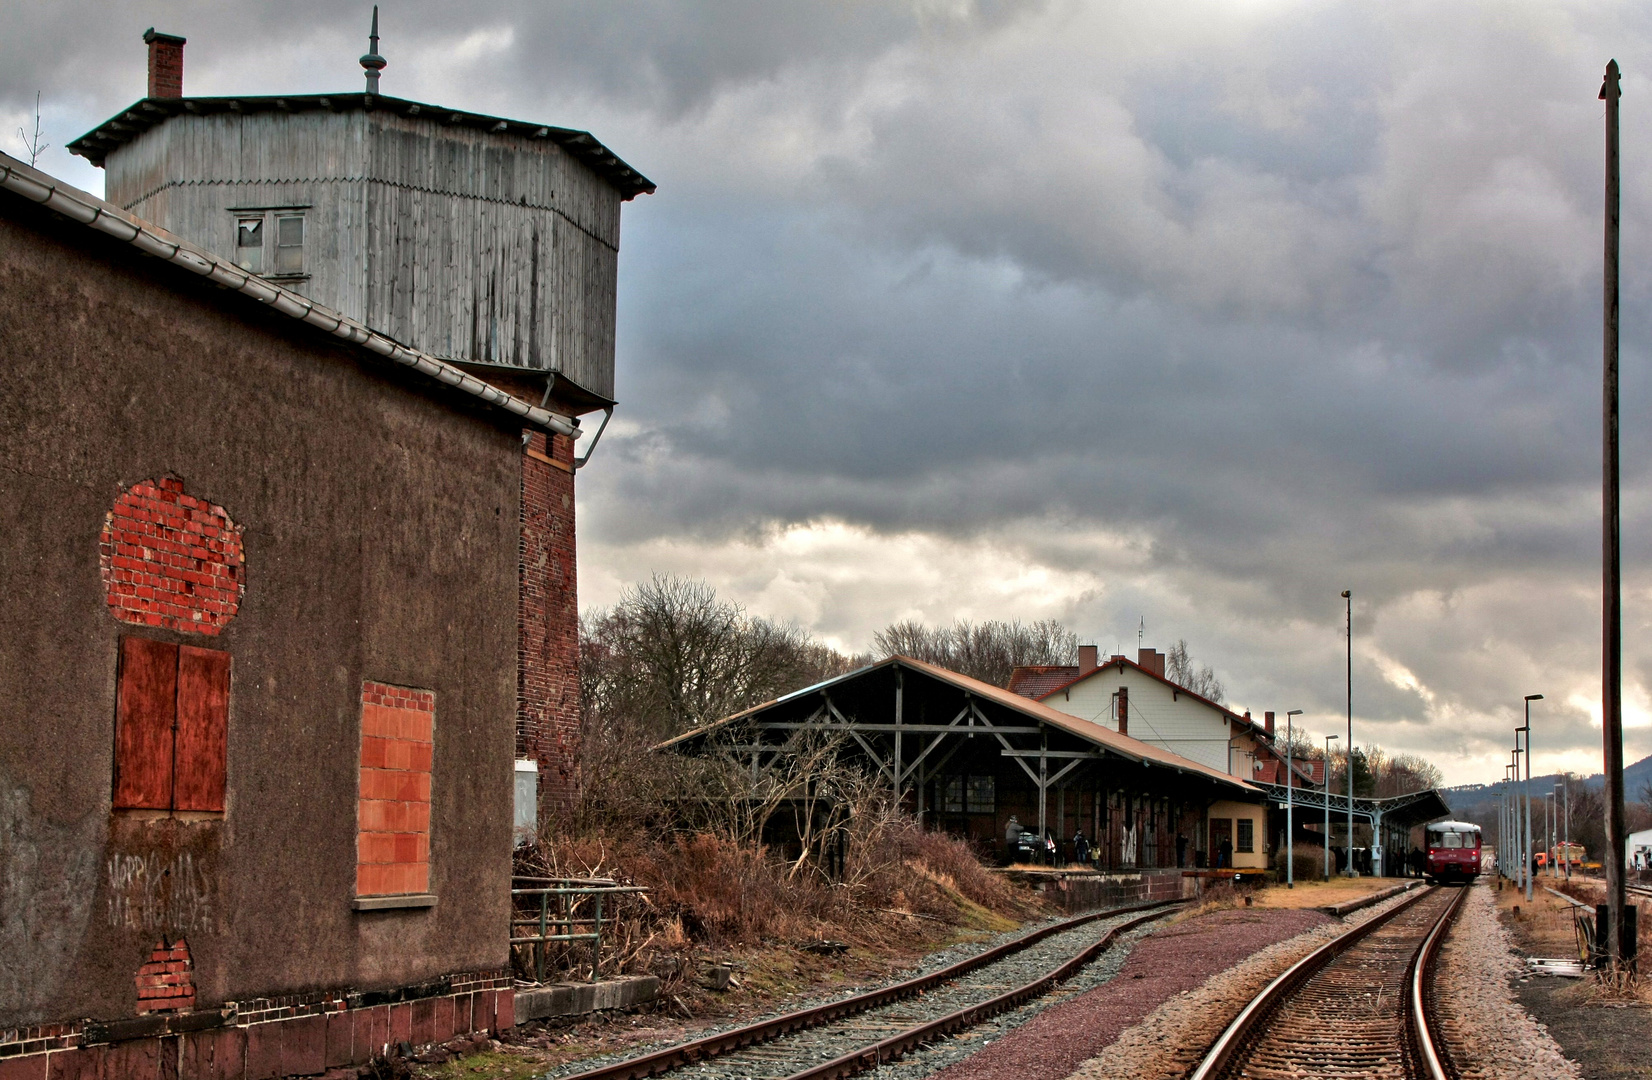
[1041,663,1236,774]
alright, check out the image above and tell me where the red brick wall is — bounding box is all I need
[133,938,194,1014]
[99,477,244,635]
[357,683,434,897]
[517,430,581,812]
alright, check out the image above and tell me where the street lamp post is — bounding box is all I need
[1559,778,1571,881]
[1341,590,1355,876]
[1324,734,1339,879]
[1521,695,1542,903]
[1493,790,1504,887]
[1545,791,1555,879]
[1286,710,1302,887]
[1513,740,1526,893]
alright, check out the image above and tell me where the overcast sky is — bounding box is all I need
[9,1,1652,785]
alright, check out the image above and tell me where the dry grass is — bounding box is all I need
[513,814,1044,997]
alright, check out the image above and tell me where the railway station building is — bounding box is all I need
[0,26,649,1077]
[658,656,1274,877]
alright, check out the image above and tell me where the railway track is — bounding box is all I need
[1189,883,1469,1080]
[556,898,1186,1080]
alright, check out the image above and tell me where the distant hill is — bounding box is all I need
[1442,752,1652,803]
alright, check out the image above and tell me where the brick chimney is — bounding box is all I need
[1078,644,1098,676]
[144,29,186,99]
[1265,711,1275,736]
[1116,686,1128,737]
[1138,648,1165,678]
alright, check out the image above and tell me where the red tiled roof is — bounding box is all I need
[1007,665,1079,698]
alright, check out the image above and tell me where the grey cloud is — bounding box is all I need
[11,1,1652,778]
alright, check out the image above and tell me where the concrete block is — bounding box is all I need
[515,976,661,1022]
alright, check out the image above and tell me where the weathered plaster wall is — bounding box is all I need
[0,191,519,1027]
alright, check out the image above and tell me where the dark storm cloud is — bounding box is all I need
[8,1,1652,778]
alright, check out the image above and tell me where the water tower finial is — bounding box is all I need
[360,5,386,93]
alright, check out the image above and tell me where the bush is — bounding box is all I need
[1271,843,1327,880]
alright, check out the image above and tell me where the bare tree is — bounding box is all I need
[16,92,48,167]
[1165,639,1225,703]
[582,574,858,743]
[872,619,1077,686]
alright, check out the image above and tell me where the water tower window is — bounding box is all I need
[235,218,263,272]
[274,215,304,275]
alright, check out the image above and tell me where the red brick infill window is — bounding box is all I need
[100,477,245,635]
[134,938,195,1014]
[357,682,433,897]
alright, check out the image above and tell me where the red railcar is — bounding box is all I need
[1425,821,1482,882]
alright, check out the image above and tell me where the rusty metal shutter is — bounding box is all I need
[114,636,178,810]
[175,645,230,812]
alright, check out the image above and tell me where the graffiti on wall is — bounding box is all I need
[106,850,214,933]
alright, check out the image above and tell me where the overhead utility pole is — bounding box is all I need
[1600,58,1629,968]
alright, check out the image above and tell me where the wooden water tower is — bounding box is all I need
[69,17,654,419]
[69,16,655,807]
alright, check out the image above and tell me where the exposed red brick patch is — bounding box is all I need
[99,477,244,635]
[357,681,434,897]
[134,937,195,1014]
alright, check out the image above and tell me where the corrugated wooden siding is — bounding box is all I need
[101,107,620,398]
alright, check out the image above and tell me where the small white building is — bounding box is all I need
[1630,828,1652,870]
[1010,647,1315,870]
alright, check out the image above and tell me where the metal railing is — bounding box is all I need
[510,877,648,984]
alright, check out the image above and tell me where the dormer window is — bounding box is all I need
[230,206,308,278]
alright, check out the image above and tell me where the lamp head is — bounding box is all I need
[1340,590,1351,598]
[1525,694,1544,702]
[1287,709,1303,717]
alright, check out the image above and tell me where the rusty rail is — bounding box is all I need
[559,896,1186,1080]
[1187,884,1456,1080]
[1410,883,1470,1080]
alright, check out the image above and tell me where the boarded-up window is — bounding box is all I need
[357,682,434,897]
[113,636,230,812]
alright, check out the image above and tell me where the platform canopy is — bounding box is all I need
[656,655,1259,837]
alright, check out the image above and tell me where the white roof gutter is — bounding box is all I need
[0,152,579,439]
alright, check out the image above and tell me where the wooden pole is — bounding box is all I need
[1600,59,1628,966]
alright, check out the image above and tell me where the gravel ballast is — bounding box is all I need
[1433,882,1582,1080]
[912,906,1332,1080]
[1065,888,1422,1080]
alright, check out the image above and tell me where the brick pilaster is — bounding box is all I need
[518,430,580,812]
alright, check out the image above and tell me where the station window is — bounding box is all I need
[965,775,995,814]
[941,776,965,814]
[1237,818,1254,853]
[113,635,230,813]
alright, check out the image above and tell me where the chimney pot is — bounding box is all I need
[1138,648,1165,678]
[144,28,186,99]
[1078,644,1098,676]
